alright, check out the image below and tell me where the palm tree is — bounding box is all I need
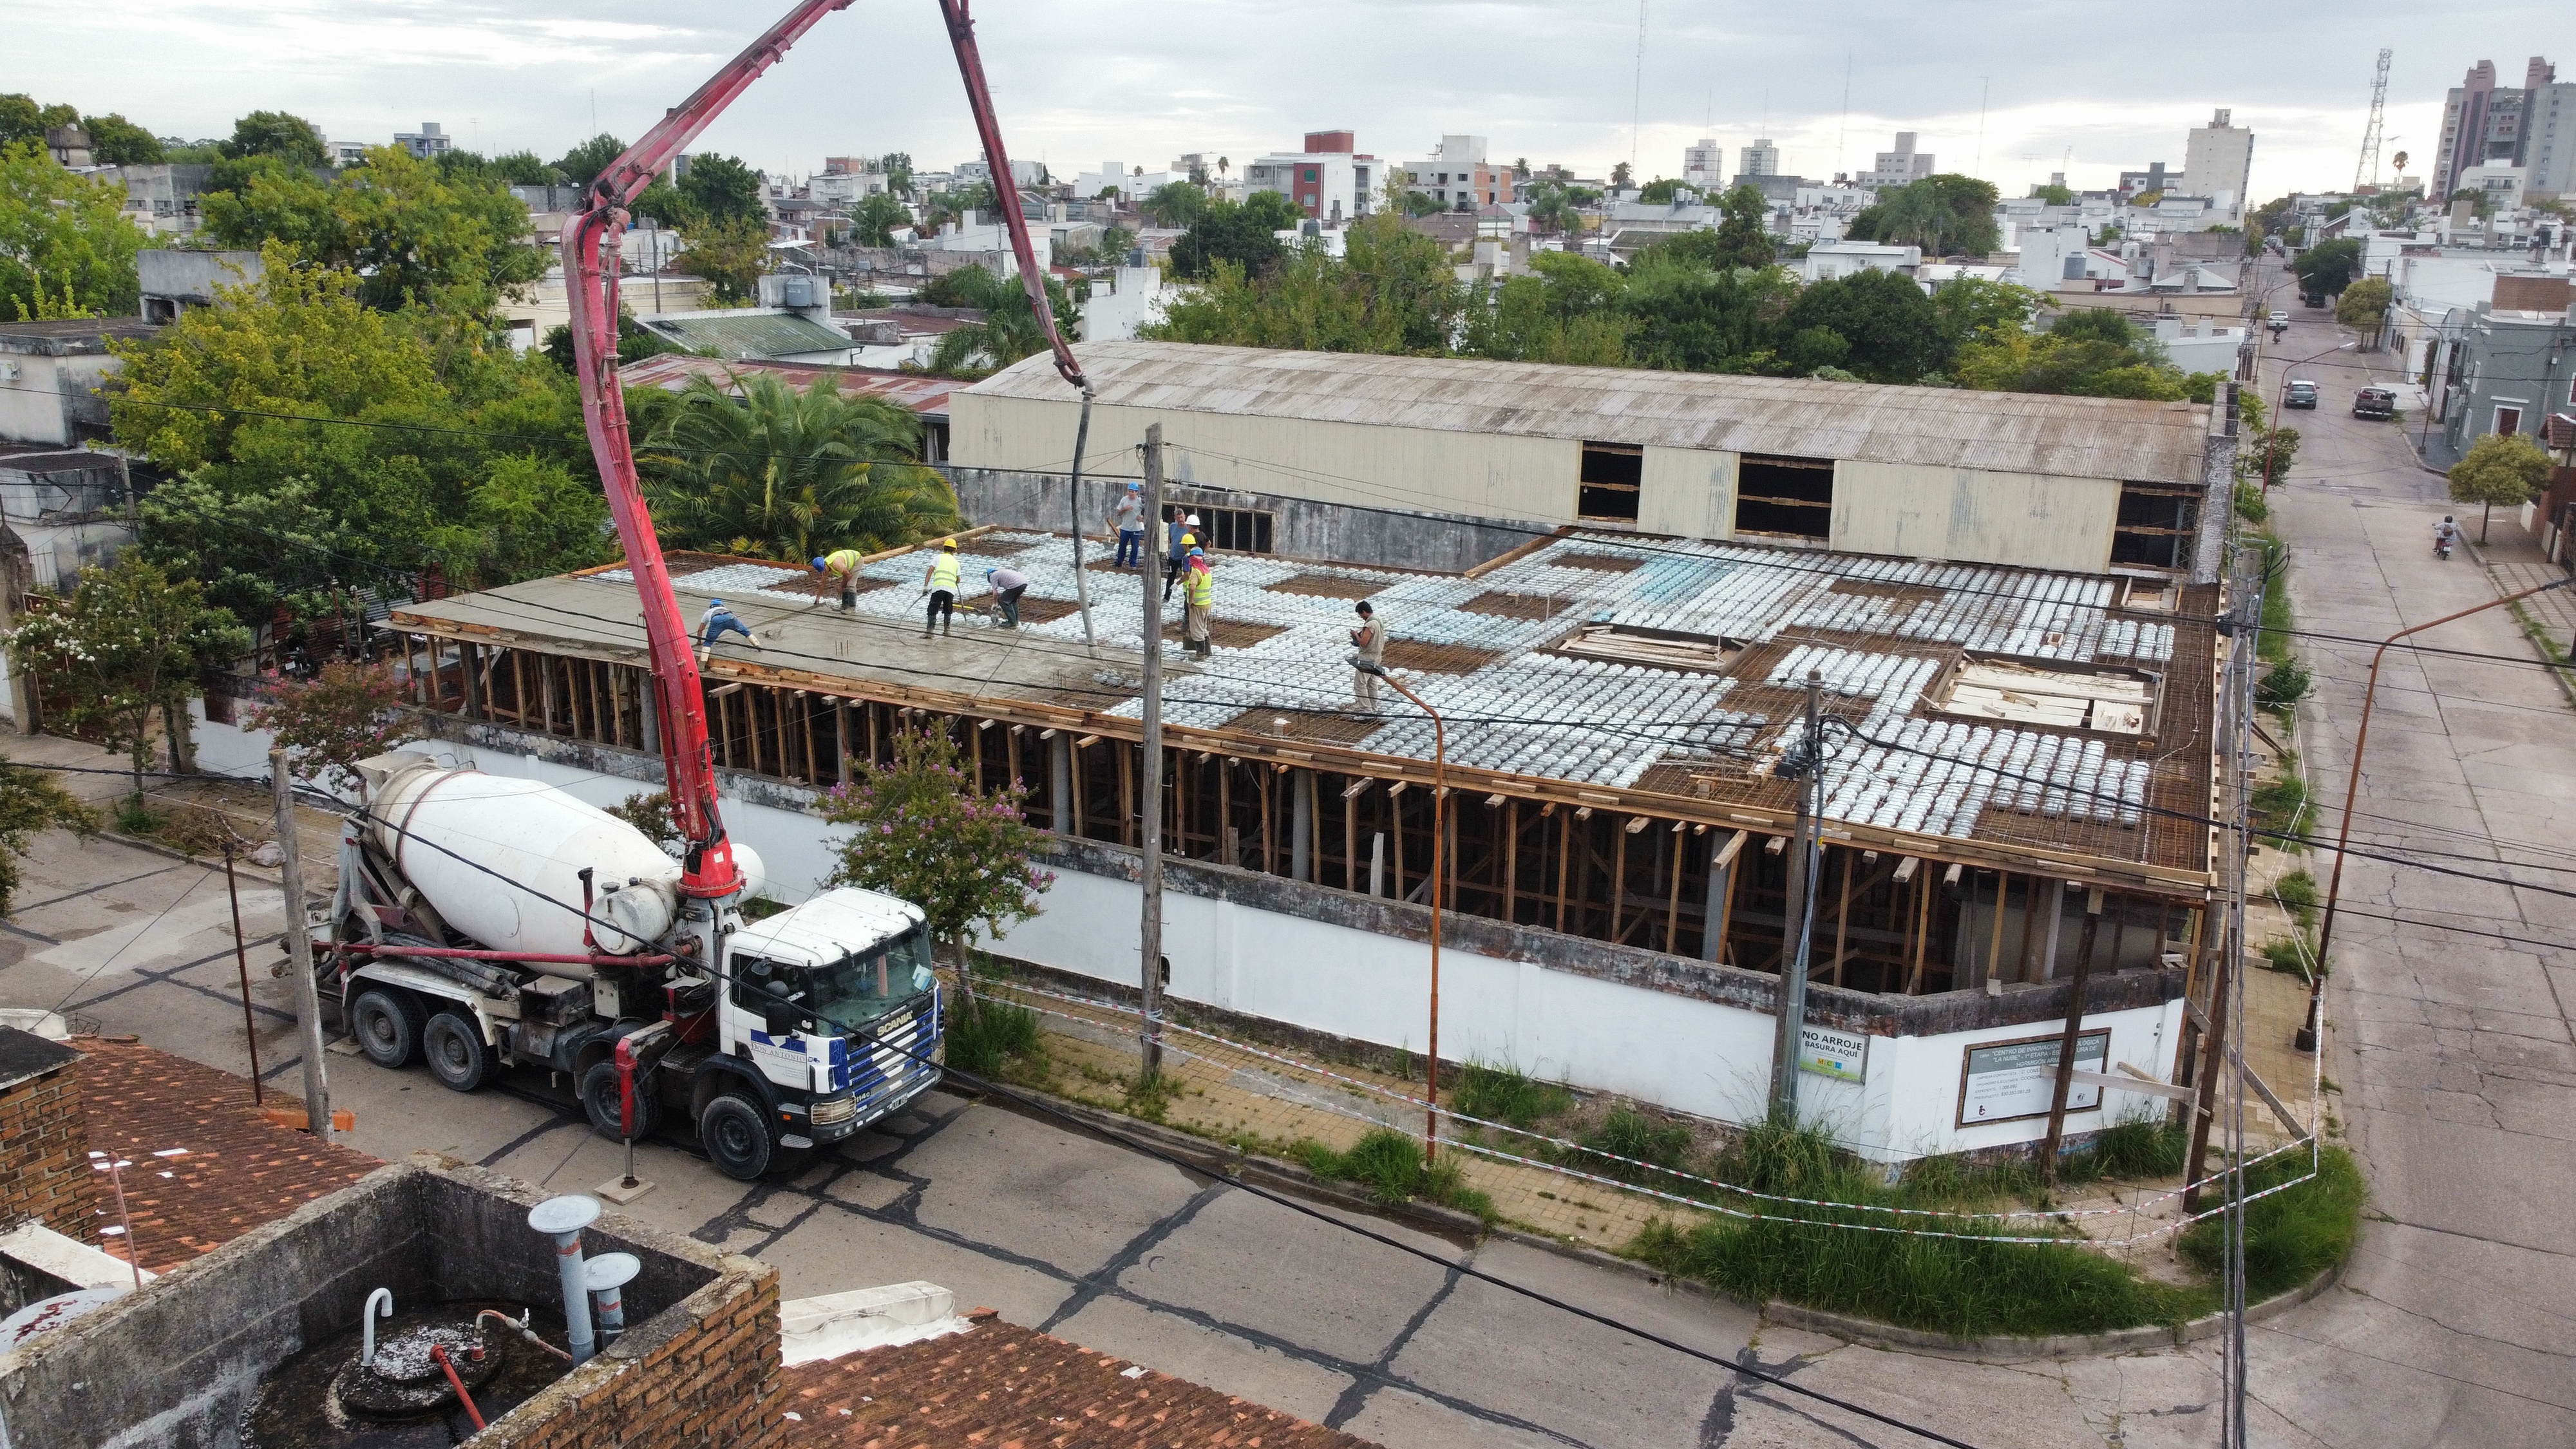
[639,373,959,560]
[1870,181,1952,255]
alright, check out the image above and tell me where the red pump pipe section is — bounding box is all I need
[428,1343,486,1430]
[562,0,1085,905]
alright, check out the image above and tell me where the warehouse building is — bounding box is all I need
[278,520,2221,1162]
[946,342,2237,582]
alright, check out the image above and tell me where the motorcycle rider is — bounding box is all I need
[2434,515,2461,558]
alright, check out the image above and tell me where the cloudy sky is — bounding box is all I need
[12,0,2561,200]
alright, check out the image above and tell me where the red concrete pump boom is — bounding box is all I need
[562,0,1087,901]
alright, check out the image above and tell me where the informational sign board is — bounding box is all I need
[1797,1024,1870,1084]
[1956,1030,2109,1126]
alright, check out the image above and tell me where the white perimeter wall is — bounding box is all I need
[193,704,2184,1161]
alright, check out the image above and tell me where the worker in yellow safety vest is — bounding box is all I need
[811,548,867,609]
[1181,546,1214,659]
[922,539,961,638]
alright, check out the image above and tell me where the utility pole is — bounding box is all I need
[222,841,264,1105]
[1768,670,1824,1117]
[1135,424,1166,1077]
[271,752,332,1143]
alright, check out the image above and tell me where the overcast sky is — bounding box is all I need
[12,1,2561,202]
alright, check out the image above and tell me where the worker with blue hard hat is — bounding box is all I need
[696,598,761,665]
[810,548,866,610]
[1109,479,1146,569]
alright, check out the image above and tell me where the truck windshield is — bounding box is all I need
[803,928,934,1030]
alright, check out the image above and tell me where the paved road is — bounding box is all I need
[2241,268,2576,1448]
[8,310,2570,1444]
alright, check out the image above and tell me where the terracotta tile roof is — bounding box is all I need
[71,1037,379,1271]
[774,1320,1378,1448]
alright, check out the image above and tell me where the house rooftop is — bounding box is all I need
[394,527,2217,888]
[965,341,2216,486]
[636,309,855,361]
[0,319,160,355]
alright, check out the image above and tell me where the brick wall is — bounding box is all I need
[480,1259,782,1449]
[0,1043,95,1242]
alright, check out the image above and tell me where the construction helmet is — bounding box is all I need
[811,556,828,571]
[941,537,958,549]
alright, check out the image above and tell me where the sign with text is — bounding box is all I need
[1797,1024,1870,1084]
[1956,1030,2109,1126]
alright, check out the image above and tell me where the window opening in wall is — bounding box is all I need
[1733,453,1833,540]
[1177,504,1274,554]
[2496,405,2523,437]
[1577,441,1643,522]
[2110,482,2200,569]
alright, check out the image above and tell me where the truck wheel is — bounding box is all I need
[698,1092,773,1181]
[422,1011,493,1093]
[351,988,426,1068]
[581,1061,659,1141]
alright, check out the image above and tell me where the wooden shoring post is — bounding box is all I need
[867,701,881,767]
[746,687,766,777]
[460,643,482,720]
[837,703,852,786]
[1664,819,1687,953]
[1444,793,1459,916]
[562,658,580,737]
[1553,804,1570,932]
[1341,777,1370,889]
[1828,846,1853,987]
[1906,864,1935,994]
[1119,739,1135,847]
[2105,893,2128,972]
[1388,783,1407,900]
[1218,757,1231,865]
[1705,829,1747,965]
[1610,819,1629,942]
[1070,736,1088,839]
[506,649,526,724]
[1260,767,1275,874]
[1502,800,1519,925]
[2016,876,2045,984]
[1984,871,2009,990]
[587,659,605,743]
[538,652,556,735]
[1176,750,1191,858]
[1003,721,1019,794]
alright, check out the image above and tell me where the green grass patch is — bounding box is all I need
[1566,1103,1695,1184]
[2259,938,2312,975]
[2251,773,2314,844]
[944,989,1043,1077]
[2179,1147,2365,1300]
[1293,1128,1497,1222]
[2271,869,2319,927]
[1625,1115,2360,1340]
[1450,1059,1575,1129]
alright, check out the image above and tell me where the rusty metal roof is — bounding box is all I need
[967,342,2216,485]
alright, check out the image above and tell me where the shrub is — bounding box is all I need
[1294,1128,1497,1222]
[1452,1059,1575,1129]
[943,991,1041,1076]
[2251,775,2313,842]
[2178,1147,2365,1300]
[2271,869,2319,927]
[2233,480,2270,524]
[1571,1103,1694,1182]
[2256,659,2311,709]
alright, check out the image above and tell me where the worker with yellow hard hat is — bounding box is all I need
[922,538,961,638]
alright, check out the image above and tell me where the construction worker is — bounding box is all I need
[1181,546,1214,659]
[922,538,961,638]
[697,599,761,666]
[810,548,867,609]
[1110,481,1146,568]
[1163,511,1200,603]
[985,565,1028,628]
[1349,600,1384,712]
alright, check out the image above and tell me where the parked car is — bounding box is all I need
[2353,386,2396,419]
[2284,379,2320,410]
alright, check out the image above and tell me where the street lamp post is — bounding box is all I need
[1356,660,1446,1159]
[2301,576,2575,1050]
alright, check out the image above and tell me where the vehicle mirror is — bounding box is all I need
[763,999,802,1037]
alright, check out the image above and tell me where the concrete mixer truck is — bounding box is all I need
[308,0,1094,1179]
[330,750,943,1180]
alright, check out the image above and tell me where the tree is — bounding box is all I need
[1463,251,1633,365]
[1707,183,1775,269]
[1616,252,1801,374]
[850,192,911,247]
[9,556,249,801]
[2447,433,2551,543]
[1779,269,1944,381]
[639,372,960,560]
[1140,180,1209,229]
[0,97,71,149]
[1,140,149,318]
[683,216,770,305]
[1637,177,1688,204]
[1849,174,2001,257]
[876,153,914,194]
[222,110,328,167]
[1931,276,2047,350]
[2336,276,2392,347]
[2030,182,2074,205]
[1149,214,1461,356]
[2292,237,2361,298]
[1952,306,2197,400]
[922,265,1079,379]
[245,659,407,793]
[542,308,686,369]
[1169,192,1302,279]
[202,144,547,314]
[1610,162,1634,191]
[679,154,765,226]
[820,721,1052,980]
[81,113,162,166]
[0,753,97,914]
[553,134,627,190]
[484,151,565,186]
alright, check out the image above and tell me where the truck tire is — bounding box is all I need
[351,988,426,1068]
[580,1060,659,1141]
[422,1010,494,1093]
[699,1092,773,1181]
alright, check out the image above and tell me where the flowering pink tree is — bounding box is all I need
[246,659,408,794]
[820,722,1052,989]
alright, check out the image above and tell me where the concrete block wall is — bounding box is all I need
[0,1038,95,1243]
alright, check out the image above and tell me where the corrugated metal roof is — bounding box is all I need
[967,341,2215,485]
[643,310,855,360]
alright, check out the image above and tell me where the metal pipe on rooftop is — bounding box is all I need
[529,1195,602,1365]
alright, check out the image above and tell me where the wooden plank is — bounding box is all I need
[1664,820,1686,954]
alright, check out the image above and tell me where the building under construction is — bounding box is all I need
[362,516,2223,1157]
